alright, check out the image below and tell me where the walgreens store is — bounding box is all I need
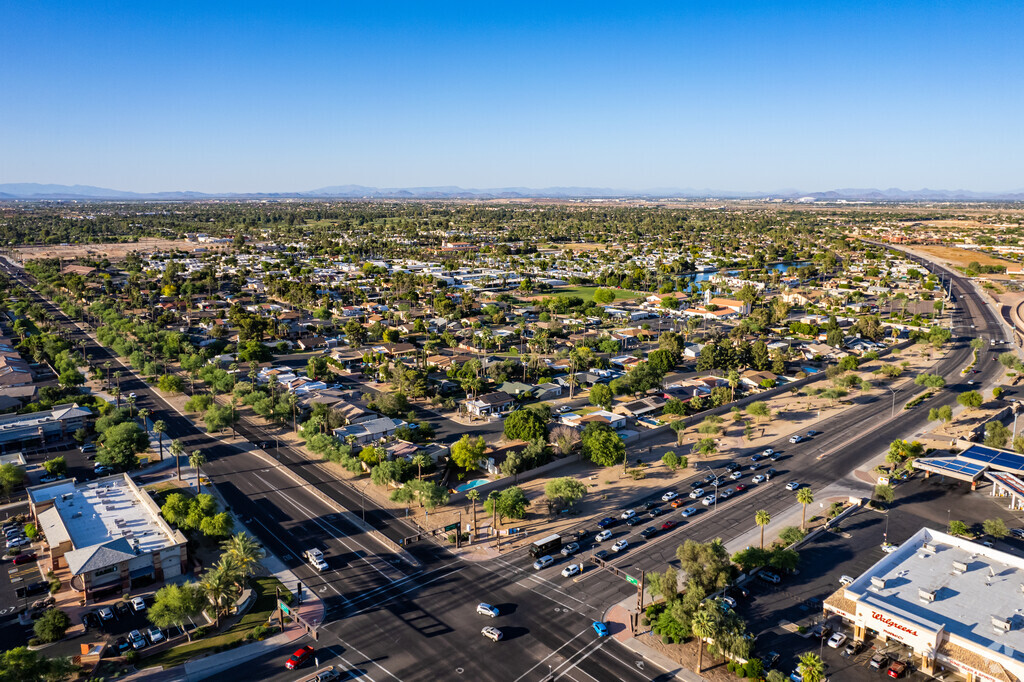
[824,528,1024,682]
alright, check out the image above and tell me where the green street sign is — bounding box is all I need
[279,601,291,615]
[444,523,459,532]
[626,576,639,586]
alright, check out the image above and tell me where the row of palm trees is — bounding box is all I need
[754,487,816,548]
[200,532,266,627]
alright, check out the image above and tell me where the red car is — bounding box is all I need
[285,645,314,670]
[661,520,677,531]
[734,484,747,492]
[12,553,37,565]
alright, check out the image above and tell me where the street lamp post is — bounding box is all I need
[887,386,897,418]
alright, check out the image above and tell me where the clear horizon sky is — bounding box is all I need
[2,1,1022,194]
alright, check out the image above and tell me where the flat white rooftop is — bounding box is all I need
[847,528,1024,663]
[48,476,173,555]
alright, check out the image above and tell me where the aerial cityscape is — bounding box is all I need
[2,3,1024,682]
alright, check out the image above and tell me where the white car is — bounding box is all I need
[721,596,737,609]
[751,474,766,484]
[620,509,636,520]
[561,564,581,578]
[481,626,503,642]
[128,392,136,399]
[881,543,899,553]
[661,491,678,502]
[689,488,705,499]
[729,471,742,480]
[763,448,775,456]
[680,506,698,517]
[6,536,29,548]
[595,529,612,542]
[146,626,165,644]
[786,481,800,491]
[39,474,64,484]
[702,495,716,506]
[611,540,628,553]
[532,555,554,570]
[827,632,847,648]
[476,603,499,618]
[556,405,572,413]
[131,597,146,612]
[98,607,114,621]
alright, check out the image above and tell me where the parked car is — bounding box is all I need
[812,622,833,639]
[1012,528,1024,540]
[98,607,115,621]
[827,632,847,648]
[115,637,132,654]
[881,542,899,553]
[12,553,37,565]
[115,601,132,618]
[39,474,64,484]
[481,626,503,642]
[82,611,101,630]
[147,626,165,644]
[128,629,147,650]
[887,660,908,678]
[839,574,854,586]
[533,555,554,570]
[759,571,782,584]
[131,596,147,612]
[285,645,315,669]
[843,640,863,657]
[476,603,499,618]
[870,653,890,669]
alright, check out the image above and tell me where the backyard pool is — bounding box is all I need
[454,479,490,493]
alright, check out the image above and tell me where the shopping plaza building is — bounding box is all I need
[825,527,1024,682]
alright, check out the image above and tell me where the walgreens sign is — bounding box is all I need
[871,611,919,639]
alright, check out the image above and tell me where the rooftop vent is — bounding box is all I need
[919,588,937,603]
[993,616,1012,632]
[921,542,937,554]
[952,560,968,574]
[870,576,887,589]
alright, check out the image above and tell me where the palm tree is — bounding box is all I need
[153,420,167,461]
[189,451,207,492]
[137,408,151,431]
[200,562,239,628]
[691,609,715,674]
[487,490,500,535]
[412,454,431,480]
[466,489,480,540]
[170,439,184,481]
[797,652,825,682]
[221,532,266,585]
[755,509,771,549]
[110,386,121,409]
[126,394,136,418]
[797,487,814,531]
[727,369,740,402]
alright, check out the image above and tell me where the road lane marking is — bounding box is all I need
[512,626,593,682]
[347,567,465,618]
[551,639,607,680]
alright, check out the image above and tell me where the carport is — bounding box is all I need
[913,444,1024,491]
[913,457,984,488]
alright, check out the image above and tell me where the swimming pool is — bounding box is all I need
[454,479,490,493]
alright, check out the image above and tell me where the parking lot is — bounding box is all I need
[734,472,1024,680]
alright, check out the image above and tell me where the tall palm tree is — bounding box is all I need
[110,386,121,409]
[137,408,151,431]
[797,652,825,682]
[170,439,185,481]
[691,609,715,674]
[755,509,771,549]
[466,489,480,540]
[221,532,266,585]
[153,420,167,461]
[126,394,136,418]
[200,562,239,628]
[796,487,814,531]
[412,454,431,480]
[189,451,207,493]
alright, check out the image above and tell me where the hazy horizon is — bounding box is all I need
[2,1,1022,194]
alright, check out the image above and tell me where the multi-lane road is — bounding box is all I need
[0,247,1007,682]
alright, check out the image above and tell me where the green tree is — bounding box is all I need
[33,608,71,643]
[797,652,825,682]
[170,438,185,482]
[484,486,530,522]
[914,373,946,388]
[0,647,75,681]
[152,419,167,461]
[796,487,814,531]
[158,373,185,394]
[42,456,67,477]
[983,517,1009,539]
[0,463,26,499]
[696,415,722,435]
[958,390,983,410]
[948,519,969,536]
[220,532,265,581]
[755,509,771,549]
[450,434,487,471]
[503,409,546,441]
[544,477,587,506]
[874,483,895,505]
[747,401,771,422]
[581,422,625,466]
[589,383,613,410]
[985,420,1012,449]
[148,582,206,641]
[694,437,717,457]
[676,539,733,594]
[593,288,616,304]
[189,451,207,492]
[661,450,681,472]
[97,421,148,470]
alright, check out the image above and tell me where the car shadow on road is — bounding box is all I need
[498,626,529,641]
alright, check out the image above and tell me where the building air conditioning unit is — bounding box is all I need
[870,576,887,589]
[921,542,937,554]
[919,588,937,603]
[952,560,968,575]
[992,616,1012,632]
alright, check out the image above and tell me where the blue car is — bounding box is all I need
[596,517,616,529]
[592,621,609,637]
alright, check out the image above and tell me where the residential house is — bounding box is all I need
[333,416,405,445]
[462,391,515,417]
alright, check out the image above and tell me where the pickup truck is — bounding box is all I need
[303,548,328,571]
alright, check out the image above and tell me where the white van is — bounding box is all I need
[839,575,854,586]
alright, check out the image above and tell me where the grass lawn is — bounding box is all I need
[141,577,291,670]
[541,286,645,303]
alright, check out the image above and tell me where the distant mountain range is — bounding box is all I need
[2,182,1024,202]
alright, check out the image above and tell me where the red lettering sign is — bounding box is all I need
[871,611,919,638]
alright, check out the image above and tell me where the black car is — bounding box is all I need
[593,550,610,561]
[649,507,664,517]
[750,453,766,462]
[82,611,101,630]
[596,517,617,529]
[806,430,818,437]
[15,582,46,599]
[702,473,716,483]
[689,480,704,489]
[574,529,591,541]
[763,651,780,669]
[114,601,132,618]
[625,516,643,526]
[724,462,741,472]
[115,637,132,654]
[639,526,659,539]
[765,467,778,478]
[641,500,660,510]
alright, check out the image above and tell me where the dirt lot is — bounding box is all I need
[14,238,211,261]
[908,244,1014,270]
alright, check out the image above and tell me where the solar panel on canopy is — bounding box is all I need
[960,444,1024,472]
[914,457,984,477]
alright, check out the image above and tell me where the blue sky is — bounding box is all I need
[1,1,1022,193]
